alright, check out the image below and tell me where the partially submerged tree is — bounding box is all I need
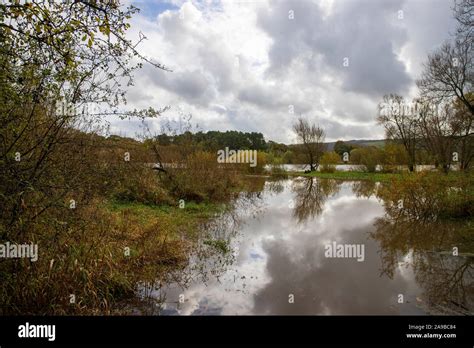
[292,117,326,171]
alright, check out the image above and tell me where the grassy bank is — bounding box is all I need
[105,200,232,313]
[0,196,227,315]
[107,200,225,226]
[104,199,226,275]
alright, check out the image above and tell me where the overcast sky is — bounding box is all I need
[111,0,458,143]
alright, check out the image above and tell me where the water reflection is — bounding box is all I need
[371,186,473,314]
[291,177,340,223]
[128,177,473,315]
[351,180,380,199]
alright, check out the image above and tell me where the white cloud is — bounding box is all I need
[111,0,457,143]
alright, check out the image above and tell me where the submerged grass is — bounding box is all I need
[110,199,228,239]
[0,198,227,315]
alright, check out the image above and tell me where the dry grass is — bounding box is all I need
[0,197,223,315]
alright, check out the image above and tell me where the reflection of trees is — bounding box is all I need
[371,186,474,314]
[415,252,473,314]
[292,178,340,223]
[241,176,266,198]
[130,189,265,314]
[266,178,285,195]
[351,180,379,198]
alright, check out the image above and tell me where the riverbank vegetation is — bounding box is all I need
[0,1,254,314]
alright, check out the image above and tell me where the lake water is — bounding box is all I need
[265,164,458,172]
[155,163,457,172]
[265,164,367,172]
[127,177,473,315]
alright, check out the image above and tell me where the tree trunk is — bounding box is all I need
[442,163,450,174]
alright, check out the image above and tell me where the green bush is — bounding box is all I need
[320,151,340,173]
[351,147,382,172]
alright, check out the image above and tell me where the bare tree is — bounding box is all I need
[454,0,473,39]
[377,94,418,171]
[418,41,473,116]
[293,117,325,171]
[417,11,473,119]
[417,101,458,173]
[415,0,473,171]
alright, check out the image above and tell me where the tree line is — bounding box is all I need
[151,130,267,151]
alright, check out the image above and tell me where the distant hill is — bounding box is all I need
[324,139,385,151]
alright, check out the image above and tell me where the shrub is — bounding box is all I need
[246,151,268,175]
[111,164,173,205]
[379,172,474,220]
[351,147,382,172]
[165,151,239,202]
[320,151,340,173]
[379,143,409,173]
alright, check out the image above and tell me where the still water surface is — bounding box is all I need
[129,177,473,315]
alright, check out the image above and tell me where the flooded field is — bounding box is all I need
[125,177,473,315]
